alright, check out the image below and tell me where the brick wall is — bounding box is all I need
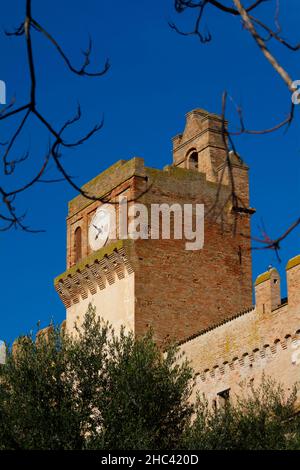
[180,256,300,403]
[130,164,252,343]
[57,108,254,345]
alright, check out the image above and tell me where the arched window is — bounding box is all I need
[187,150,198,170]
[74,226,82,263]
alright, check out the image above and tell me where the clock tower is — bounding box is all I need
[54,109,254,345]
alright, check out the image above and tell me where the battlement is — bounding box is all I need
[180,253,300,402]
[68,157,146,216]
[68,155,235,218]
[197,329,300,382]
[194,326,300,405]
[54,240,134,309]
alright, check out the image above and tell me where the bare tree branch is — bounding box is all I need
[171,0,300,251]
[0,0,112,231]
[232,0,293,91]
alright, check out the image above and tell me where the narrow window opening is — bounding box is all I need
[217,388,230,408]
[188,151,198,170]
[74,226,82,263]
[238,245,242,265]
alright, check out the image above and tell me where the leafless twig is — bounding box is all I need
[171,0,300,251]
[0,0,112,231]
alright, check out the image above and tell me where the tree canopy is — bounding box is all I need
[0,305,299,450]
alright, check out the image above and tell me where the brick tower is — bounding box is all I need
[55,109,254,344]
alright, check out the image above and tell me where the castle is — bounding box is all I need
[54,108,300,404]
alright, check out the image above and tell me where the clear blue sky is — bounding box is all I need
[0,0,299,344]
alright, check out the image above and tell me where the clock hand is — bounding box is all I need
[93,223,103,237]
[95,227,103,240]
[93,224,101,232]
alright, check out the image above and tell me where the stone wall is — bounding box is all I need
[180,255,300,403]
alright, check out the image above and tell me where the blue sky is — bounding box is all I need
[0,0,299,344]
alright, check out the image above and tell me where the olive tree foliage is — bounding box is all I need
[183,378,300,450]
[0,304,194,450]
[0,304,300,450]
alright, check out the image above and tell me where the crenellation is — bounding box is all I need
[191,328,300,387]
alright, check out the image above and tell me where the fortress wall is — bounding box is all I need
[193,332,300,404]
[181,256,300,400]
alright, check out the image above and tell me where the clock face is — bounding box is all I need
[88,207,111,251]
